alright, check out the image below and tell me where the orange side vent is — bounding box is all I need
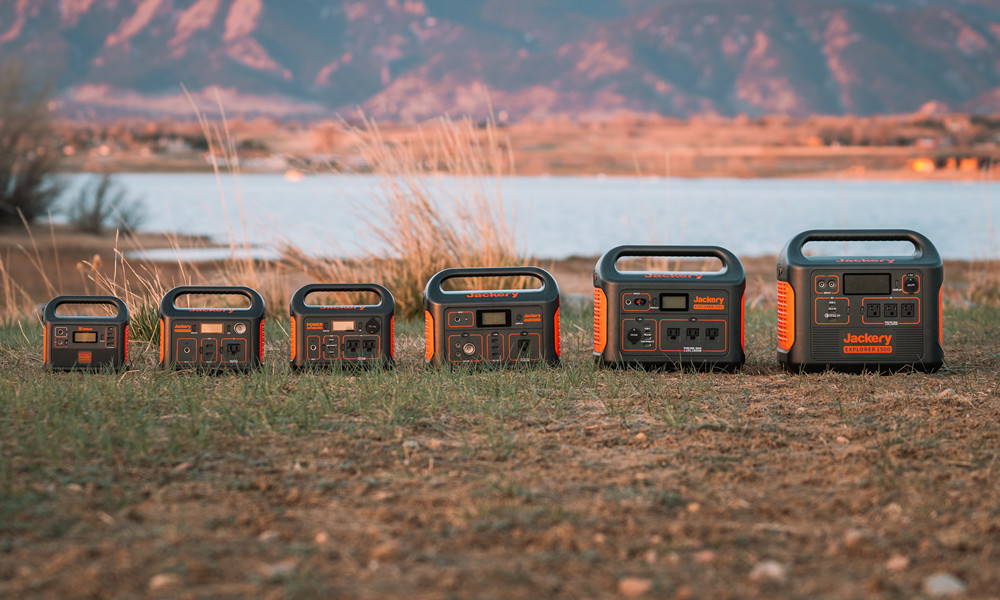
[158,318,165,364]
[554,308,561,357]
[43,325,49,364]
[593,288,607,354]
[123,325,130,364]
[390,316,396,359]
[259,319,266,362]
[424,311,435,361]
[290,316,297,361]
[777,281,795,352]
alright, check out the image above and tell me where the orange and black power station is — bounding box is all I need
[776,230,944,372]
[593,246,746,370]
[424,267,560,368]
[289,283,395,369]
[43,295,130,371]
[158,286,266,371]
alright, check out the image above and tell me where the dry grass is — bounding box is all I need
[281,116,534,318]
[0,114,536,330]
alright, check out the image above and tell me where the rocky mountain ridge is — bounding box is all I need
[1,0,998,119]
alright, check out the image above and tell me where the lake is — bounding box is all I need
[59,173,999,260]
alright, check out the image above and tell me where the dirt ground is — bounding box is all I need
[0,302,998,599]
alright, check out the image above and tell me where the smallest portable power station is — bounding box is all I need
[159,286,266,371]
[424,267,560,368]
[593,246,746,370]
[43,295,129,371]
[289,283,395,369]
[776,229,944,372]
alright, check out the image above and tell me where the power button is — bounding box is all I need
[903,274,919,294]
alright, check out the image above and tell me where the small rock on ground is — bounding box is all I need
[148,573,181,591]
[749,560,787,583]
[618,577,653,597]
[923,573,966,597]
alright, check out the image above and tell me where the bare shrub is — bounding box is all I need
[65,173,146,234]
[0,60,62,226]
[281,116,533,319]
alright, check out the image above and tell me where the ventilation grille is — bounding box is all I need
[593,288,607,354]
[777,281,795,352]
[424,311,434,362]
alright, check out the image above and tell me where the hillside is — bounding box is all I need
[1,0,999,119]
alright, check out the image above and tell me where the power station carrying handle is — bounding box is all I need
[290,283,393,312]
[785,229,939,262]
[428,266,558,295]
[598,245,744,279]
[160,286,266,316]
[43,296,129,322]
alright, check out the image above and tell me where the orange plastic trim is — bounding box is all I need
[259,319,266,361]
[289,316,297,361]
[554,308,561,357]
[424,311,434,362]
[43,325,49,364]
[158,318,165,364]
[593,288,607,354]
[390,316,396,359]
[777,281,795,352]
[123,325,130,364]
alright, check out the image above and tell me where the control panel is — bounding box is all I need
[444,306,544,364]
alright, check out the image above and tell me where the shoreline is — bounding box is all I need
[55,166,999,182]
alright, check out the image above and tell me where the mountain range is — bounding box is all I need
[2,0,999,120]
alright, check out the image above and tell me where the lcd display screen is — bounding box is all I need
[332,321,355,331]
[72,331,98,343]
[844,273,892,295]
[659,294,689,311]
[477,310,511,327]
[200,323,224,334]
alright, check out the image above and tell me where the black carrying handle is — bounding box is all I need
[290,283,393,312]
[598,245,743,279]
[427,266,558,296]
[44,295,129,322]
[786,229,939,262]
[160,286,266,316]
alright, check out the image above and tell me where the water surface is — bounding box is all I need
[59,174,999,260]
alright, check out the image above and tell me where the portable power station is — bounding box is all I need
[424,267,560,367]
[43,295,130,371]
[289,283,395,369]
[776,229,944,372]
[159,286,266,371]
[593,246,746,370]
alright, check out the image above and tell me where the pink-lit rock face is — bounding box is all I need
[2,0,999,119]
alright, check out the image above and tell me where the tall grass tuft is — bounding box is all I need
[0,107,533,335]
[281,115,533,318]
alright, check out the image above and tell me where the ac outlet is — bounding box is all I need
[223,341,244,361]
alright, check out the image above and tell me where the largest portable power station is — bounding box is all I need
[776,229,944,372]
